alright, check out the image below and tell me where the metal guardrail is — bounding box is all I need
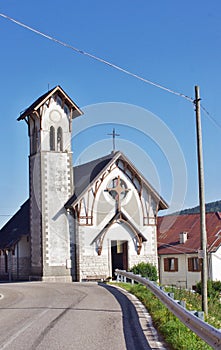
[115,269,221,349]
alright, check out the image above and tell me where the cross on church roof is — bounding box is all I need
[107,128,120,152]
[106,175,130,212]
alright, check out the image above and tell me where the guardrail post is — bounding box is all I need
[168,292,174,299]
[178,300,186,308]
[196,311,204,321]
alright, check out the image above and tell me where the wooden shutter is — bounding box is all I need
[164,258,169,271]
[174,258,178,272]
[188,258,193,271]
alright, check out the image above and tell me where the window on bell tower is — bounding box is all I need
[50,126,55,151]
[57,127,63,151]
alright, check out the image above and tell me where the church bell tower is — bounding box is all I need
[18,86,83,281]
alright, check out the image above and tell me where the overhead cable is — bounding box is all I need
[0,13,194,102]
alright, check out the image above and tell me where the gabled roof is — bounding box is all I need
[17,85,83,120]
[65,151,168,210]
[0,200,30,250]
[157,212,221,255]
[65,153,115,207]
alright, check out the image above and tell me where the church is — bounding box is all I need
[0,86,168,282]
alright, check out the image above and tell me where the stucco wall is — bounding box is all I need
[159,254,201,289]
[210,247,221,281]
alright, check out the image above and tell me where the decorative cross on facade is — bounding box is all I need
[107,128,120,152]
[106,175,130,211]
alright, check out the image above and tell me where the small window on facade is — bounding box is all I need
[188,257,201,272]
[50,126,55,151]
[164,257,178,272]
[56,95,62,107]
[64,104,70,116]
[57,127,63,152]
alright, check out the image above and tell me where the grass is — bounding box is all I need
[112,282,220,350]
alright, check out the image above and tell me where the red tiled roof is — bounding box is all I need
[157,212,221,255]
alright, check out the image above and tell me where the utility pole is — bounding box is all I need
[194,85,208,315]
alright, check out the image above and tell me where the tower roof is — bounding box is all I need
[17,85,83,121]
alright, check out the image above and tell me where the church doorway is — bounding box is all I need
[111,240,128,278]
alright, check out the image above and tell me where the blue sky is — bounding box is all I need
[1,1,221,227]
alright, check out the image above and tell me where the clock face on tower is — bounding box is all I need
[49,109,62,123]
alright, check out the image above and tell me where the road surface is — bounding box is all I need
[0,282,156,350]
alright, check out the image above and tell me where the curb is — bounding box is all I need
[111,284,168,350]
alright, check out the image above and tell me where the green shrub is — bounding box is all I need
[195,280,221,299]
[129,262,158,281]
[116,283,213,349]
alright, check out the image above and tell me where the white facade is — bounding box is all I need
[69,154,165,281]
[159,254,201,289]
[209,247,221,281]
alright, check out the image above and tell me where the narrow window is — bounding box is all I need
[64,104,70,116]
[4,252,8,273]
[57,127,63,151]
[56,95,62,107]
[50,126,55,151]
[32,125,38,154]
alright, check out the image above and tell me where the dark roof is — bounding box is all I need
[157,212,221,255]
[65,153,115,207]
[0,200,30,249]
[18,85,83,121]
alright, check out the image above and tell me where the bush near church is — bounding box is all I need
[130,262,158,282]
[195,280,221,299]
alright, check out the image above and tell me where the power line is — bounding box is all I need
[201,104,221,130]
[0,12,194,102]
[1,13,221,131]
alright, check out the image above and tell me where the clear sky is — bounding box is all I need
[1,1,221,227]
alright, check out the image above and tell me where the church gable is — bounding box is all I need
[69,151,167,281]
[67,151,168,229]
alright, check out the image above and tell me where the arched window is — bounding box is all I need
[57,127,63,151]
[50,126,55,151]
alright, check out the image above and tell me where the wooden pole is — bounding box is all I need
[194,85,208,315]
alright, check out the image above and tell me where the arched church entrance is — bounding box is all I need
[111,240,128,277]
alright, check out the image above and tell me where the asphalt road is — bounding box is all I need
[0,282,152,350]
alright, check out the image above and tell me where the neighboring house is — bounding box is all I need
[0,86,168,281]
[157,213,221,289]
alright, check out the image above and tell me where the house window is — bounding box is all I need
[50,126,55,151]
[57,127,63,151]
[164,257,178,272]
[188,257,201,272]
